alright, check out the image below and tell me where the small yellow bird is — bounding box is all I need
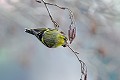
[25,28,68,48]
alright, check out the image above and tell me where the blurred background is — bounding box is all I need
[0,0,120,80]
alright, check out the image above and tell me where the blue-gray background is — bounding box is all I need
[0,0,120,80]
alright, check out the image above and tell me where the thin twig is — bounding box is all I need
[43,0,75,28]
[67,45,87,80]
[35,0,75,31]
[67,45,79,54]
[36,0,59,29]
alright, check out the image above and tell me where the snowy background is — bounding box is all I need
[0,0,120,80]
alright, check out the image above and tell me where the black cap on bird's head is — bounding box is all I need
[25,28,49,42]
[25,28,48,35]
[25,28,34,35]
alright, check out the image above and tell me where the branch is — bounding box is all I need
[67,45,87,80]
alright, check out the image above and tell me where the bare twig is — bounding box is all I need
[67,45,87,80]
[67,45,79,54]
[36,0,59,29]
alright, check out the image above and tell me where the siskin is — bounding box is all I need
[25,28,68,48]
